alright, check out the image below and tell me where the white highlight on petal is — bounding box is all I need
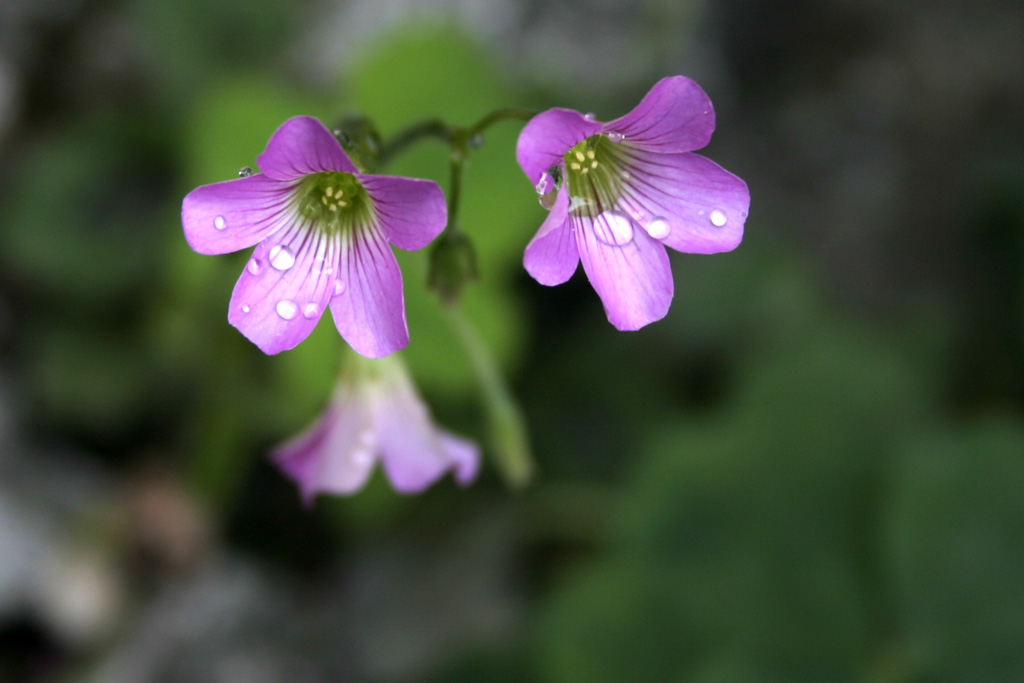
[241,304,251,313]
[302,303,321,319]
[607,132,625,143]
[276,300,298,320]
[536,172,559,210]
[351,448,374,466]
[535,172,553,195]
[269,245,296,270]
[333,280,346,296]
[214,215,226,230]
[646,216,672,240]
[593,210,634,246]
[710,209,728,227]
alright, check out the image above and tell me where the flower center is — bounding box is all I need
[562,134,627,217]
[294,171,373,234]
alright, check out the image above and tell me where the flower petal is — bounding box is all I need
[516,108,603,186]
[330,228,408,359]
[271,385,376,505]
[524,188,579,285]
[228,217,337,354]
[257,116,358,181]
[605,76,715,154]
[613,149,749,254]
[372,362,476,493]
[361,175,447,250]
[182,174,295,255]
[575,215,673,330]
[439,431,480,486]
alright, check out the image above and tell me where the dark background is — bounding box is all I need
[1,0,1023,680]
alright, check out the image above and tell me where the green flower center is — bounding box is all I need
[563,134,627,217]
[294,171,373,234]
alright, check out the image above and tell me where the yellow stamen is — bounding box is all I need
[575,151,585,162]
[326,187,334,197]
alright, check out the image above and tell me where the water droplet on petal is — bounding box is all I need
[607,132,625,143]
[584,112,597,122]
[709,209,728,227]
[593,210,634,246]
[241,304,251,313]
[535,172,553,195]
[269,245,295,270]
[276,300,297,320]
[646,216,672,240]
[740,210,748,219]
[333,280,346,296]
[539,190,558,211]
[302,303,320,319]
[620,170,632,182]
[214,215,226,230]
[238,167,252,178]
[247,258,263,276]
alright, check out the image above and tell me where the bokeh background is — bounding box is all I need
[2,0,1023,680]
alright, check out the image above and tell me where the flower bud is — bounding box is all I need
[428,231,478,305]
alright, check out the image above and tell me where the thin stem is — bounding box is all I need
[378,118,450,167]
[443,306,534,488]
[447,155,463,233]
[467,107,538,136]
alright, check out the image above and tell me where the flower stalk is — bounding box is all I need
[443,305,534,489]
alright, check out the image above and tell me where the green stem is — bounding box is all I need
[378,118,450,167]
[379,106,538,303]
[447,155,464,232]
[443,305,534,488]
[466,107,537,137]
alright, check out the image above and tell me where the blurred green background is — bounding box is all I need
[1,0,1023,681]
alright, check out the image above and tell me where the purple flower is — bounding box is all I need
[516,76,750,330]
[182,116,447,358]
[272,354,479,502]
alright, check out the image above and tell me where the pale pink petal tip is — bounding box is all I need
[270,356,481,502]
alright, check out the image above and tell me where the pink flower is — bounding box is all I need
[272,354,479,502]
[182,116,447,358]
[517,76,750,330]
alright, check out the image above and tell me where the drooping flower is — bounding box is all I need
[182,116,447,358]
[272,352,479,503]
[516,76,750,330]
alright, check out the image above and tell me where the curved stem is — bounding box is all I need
[467,107,538,136]
[443,305,534,489]
[378,118,450,167]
